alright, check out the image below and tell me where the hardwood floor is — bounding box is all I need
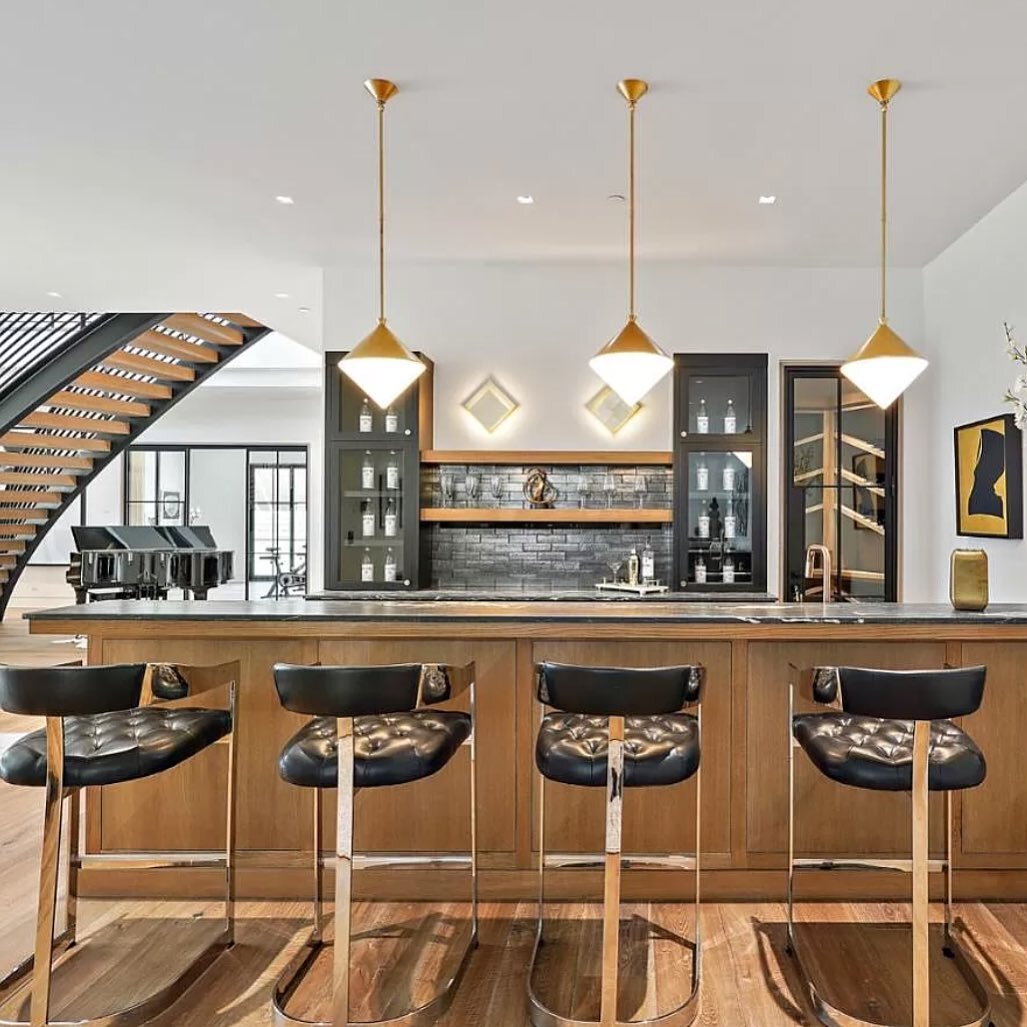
[2,617,1027,1024]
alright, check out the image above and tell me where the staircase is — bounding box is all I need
[0,312,271,618]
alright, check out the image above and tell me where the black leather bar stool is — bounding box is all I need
[787,664,992,1027]
[0,661,239,1027]
[528,661,705,1027]
[271,661,478,1027]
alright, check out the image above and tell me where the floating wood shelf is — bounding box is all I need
[421,450,672,466]
[422,508,673,524]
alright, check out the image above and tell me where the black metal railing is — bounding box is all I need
[0,312,108,397]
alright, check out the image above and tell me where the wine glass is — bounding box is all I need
[576,473,588,510]
[440,472,455,508]
[602,472,616,509]
[465,473,480,508]
[634,473,647,509]
[489,473,504,508]
[606,557,622,584]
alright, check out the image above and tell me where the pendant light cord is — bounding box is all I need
[628,98,636,321]
[879,99,888,324]
[378,99,386,325]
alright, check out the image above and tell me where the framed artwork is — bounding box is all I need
[954,414,1023,538]
[161,489,182,521]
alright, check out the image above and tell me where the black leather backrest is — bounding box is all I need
[837,665,986,720]
[273,663,423,716]
[0,664,146,716]
[536,661,704,715]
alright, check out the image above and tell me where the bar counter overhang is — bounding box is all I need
[25,598,1027,903]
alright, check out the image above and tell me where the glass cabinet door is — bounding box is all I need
[325,350,421,440]
[684,374,755,437]
[682,449,756,586]
[333,445,414,587]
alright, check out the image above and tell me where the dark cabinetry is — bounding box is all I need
[324,353,433,590]
[673,354,767,592]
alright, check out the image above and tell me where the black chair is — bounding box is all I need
[0,661,239,1027]
[528,661,705,1027]
[786,664,993,1027]
[271,661,478,1027]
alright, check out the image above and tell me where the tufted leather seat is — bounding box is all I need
[279,710,471,789]
[0,707,231,788]
[536,712,700,788]
[793,713,986,792]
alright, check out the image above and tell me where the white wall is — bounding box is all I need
[923,178,1027,602]
[325,260,928,595]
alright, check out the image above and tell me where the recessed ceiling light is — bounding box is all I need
[516,195,534,205]
[46,291,62,298]
[607,193,626,202]
[758,195,777,205]
[274,292,290,299]
[275,195,295,205]
[298,306,310,313]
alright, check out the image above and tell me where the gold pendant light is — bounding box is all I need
[589,79,673,406]
[841,78,928,409]
[339,78,426,409]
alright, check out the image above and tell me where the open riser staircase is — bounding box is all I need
[0,312,271,618]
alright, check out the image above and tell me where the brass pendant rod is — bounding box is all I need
[628,98,636,321]
[377,98,386,325]
[879,98,888,324]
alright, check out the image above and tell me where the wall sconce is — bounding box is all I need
[585,385,642,435]
[462,376,519,433]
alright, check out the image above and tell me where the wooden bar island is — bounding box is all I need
[24,599,1027,903]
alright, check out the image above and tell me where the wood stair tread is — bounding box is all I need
[0,511,48,522]
[0,432,111,453]
[72,371,173,401]
[216,312,263,328]
[160,314,243,347]
[0,540,27,553]
[133,330,219,364]
[0,452,92,471]
[0,491,64,506]
[0,525,36,537]
[0,472,78,488]
[21,412,131,436]
[48,391,150,418]
[101,351,195,382]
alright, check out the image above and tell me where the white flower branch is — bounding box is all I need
[1004,322,1027,429]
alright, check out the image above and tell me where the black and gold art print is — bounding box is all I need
[954,414,1023,538]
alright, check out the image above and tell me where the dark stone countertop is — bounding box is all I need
[307,589,778,604]
[24,600,1027,626]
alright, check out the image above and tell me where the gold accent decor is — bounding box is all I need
[840,77,928,409]
[461,376,520,433]
[585,385,642,435]
[589,79,673,406]
[950,549,989,612]
[339,78,426,409]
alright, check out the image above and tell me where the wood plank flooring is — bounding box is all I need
[3,615,1027,1023]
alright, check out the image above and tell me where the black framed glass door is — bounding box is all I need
[784,366,899,602]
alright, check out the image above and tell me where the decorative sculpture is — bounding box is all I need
[523,467,559,509]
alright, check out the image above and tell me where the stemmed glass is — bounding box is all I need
[634,473,647,509]
[602,472,616,509]
[465,473,480,508]
[440,472,455,508]
[489,473,504,508]
[576,473,588,510]
[606,558,622,584]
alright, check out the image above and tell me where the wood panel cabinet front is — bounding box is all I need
[746,641,948,857]
[529,640,732,859]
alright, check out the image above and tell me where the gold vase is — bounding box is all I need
[949,549,988,612]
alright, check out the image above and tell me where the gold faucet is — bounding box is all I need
[804,544,833,604]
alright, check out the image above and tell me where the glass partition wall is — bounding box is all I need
[123,445,308,599]
[784,366,899,602]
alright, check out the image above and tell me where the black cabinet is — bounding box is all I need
[673,354,767,593]
[324,352,433,590]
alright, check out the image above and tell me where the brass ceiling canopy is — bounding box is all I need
[339,78,426,409]
[589,79,673,406]
[841,77,928,409]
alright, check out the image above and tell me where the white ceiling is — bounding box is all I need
[4,0,1027,337]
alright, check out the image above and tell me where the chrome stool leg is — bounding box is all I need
[0,662,240,1027]
[528,709,702,1027]
[785,676,993,1027]
[272,666,479,1027]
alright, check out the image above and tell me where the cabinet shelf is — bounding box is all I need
[421,450,672,466]
[421,508,672,524]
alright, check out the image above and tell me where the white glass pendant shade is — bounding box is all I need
[840,321,928,409]
[589,318,673,405]
[339,320,425,409]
